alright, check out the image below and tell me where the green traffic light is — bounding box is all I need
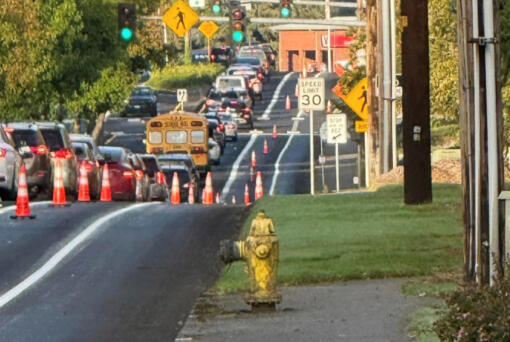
[212,4,221,14]
[120,27,133,41]
[281,7,290,17]
[232,30,244,42]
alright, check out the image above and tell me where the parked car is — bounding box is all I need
[160,164,199,203]
[157,153,200,182]
[0,125,22,199]
[138,154,167,201]
[36,122,78,198]
[4,122,52,196]
[98,146,136,201]
[122,85,158,117]
[217,113,238,141]
[127,153,150,201]
[72,142,101,200]
[208,138,221,165]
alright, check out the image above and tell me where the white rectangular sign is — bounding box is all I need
[327,114,347,144]
[177,88,188,103]
[299,77,325,111]
[189,0,205,7]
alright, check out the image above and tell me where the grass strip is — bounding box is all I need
[215,184,463,294]
[147,63,225,91]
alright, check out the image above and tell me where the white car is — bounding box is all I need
[217,113,238,141]
[215,75,247,93]
[208,138,221,165]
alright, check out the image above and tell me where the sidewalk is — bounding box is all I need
[175,279,428,342]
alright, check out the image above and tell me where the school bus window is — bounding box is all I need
[166,130,187,144]
[191,130,205,144]
[149,131,162,144]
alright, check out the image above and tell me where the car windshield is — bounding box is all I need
[221,91,240,99]
[162,169,190,184]
[40,129,64,151]
[235,58,260,65]
[142,157,159,172]
[218,114,234,122]
[10,130,40,147]
[99,147,125,163]
[131,88,153,96]
[217,78,242,88]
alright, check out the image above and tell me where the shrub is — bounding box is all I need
[434,265,510,341]
[147,63,225,90]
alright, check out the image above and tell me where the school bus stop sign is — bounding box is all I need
[199,21,219,39]
[163,0,199,37]
[343,77,369,121]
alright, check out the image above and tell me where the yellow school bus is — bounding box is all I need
[146,112,209,172]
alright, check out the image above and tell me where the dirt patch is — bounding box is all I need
[374,160,466,186]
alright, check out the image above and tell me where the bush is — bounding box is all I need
[147,63,225,90]
[434,265,510,341]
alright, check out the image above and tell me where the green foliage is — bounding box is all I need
[434,265,510,341]
[147,63,225,90]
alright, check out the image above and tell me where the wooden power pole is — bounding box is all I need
[401,0,432,204]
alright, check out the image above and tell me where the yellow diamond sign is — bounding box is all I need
[343,77,369,121]
[163,0,199,37]
[199,21,219,39]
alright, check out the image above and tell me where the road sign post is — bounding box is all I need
[162,1,199,37]
[299,77,325,196]
[327,114,347,192]
[177,88,188,106]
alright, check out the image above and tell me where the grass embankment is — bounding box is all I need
[215,184,463,294]
[147,63,225,91]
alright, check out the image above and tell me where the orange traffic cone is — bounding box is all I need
[52,159,67,206]
[202,188,206,203]
[255,171,263,200]
[170,172,181,204]
[100,164,112,202]
[10,164,35,219]
[326,100,332,114]
[188,182,195,204]
[263,139,269,155]
[77,161,90,202]
[244,183,251,206]
[273,123,278,139]
[285,95,291,110]
[232,195,236,204]
[216,192,220,204]
[251,150,256,168]
[203,172,214,205]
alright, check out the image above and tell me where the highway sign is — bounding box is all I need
[298,77,325,111]
[327,114,347,144]
[177,88,188,103]
[343,77,368,120]
[189,0,205,7]
[199,21,219,38]
[162,0,199,38]
[355,120,368,133]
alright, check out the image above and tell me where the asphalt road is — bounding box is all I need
[0,71,363,341]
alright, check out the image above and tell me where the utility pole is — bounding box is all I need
[401,0,432,204]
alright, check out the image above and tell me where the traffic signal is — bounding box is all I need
[280,0,291,17]
[231,7,245,43]
[118,3,136,42]
[212,0,221,14]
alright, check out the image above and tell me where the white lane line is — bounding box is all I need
[269,110,305,196]
[0,201,51,215]
[0,202,155,309]
[261,72,295,120]
[220,134,257,200]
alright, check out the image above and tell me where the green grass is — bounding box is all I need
[408,306,445,342]
[147,63,225,91]
[215,184,463,294]
[402,280,458,298]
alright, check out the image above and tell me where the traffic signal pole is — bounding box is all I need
[401,0,432,204]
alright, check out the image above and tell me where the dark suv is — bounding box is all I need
[122,85,158,117]
[36,122,78,197]
[5,122,52,195]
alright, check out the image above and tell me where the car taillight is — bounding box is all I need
[156,171,165,185]
[0,148,6,158]
[192,146,205,153]
[123,170,134,178]
[210,54,216,61]
[151,147,163,154]
[230,100,238,106]
[242,107,251,113]
[135,170,144,180]
[30,145,48,155]
[264,61,269,68]
[55,148,73,159]
[219,123,224,131]
[206,99,216,106]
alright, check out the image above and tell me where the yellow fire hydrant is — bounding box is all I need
[220,210,281,310]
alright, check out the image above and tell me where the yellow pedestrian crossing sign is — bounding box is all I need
[342,78,369,120]
[199,21,219,39]
[163,0,199,37]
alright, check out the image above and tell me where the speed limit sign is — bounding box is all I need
[299,77,325,111]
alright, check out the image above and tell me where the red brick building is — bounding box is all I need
[272,24,355,72]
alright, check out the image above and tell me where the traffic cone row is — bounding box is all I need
[170,172,180,204]
[251,150,257,168]
[52,159,67,206]
[244,183,251,206]
[273,123,278,139]
[10,164,35,219]
[263,139,269,155]
[77,161,90,202]
[285,95,291,111]
[203,172,214,205]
